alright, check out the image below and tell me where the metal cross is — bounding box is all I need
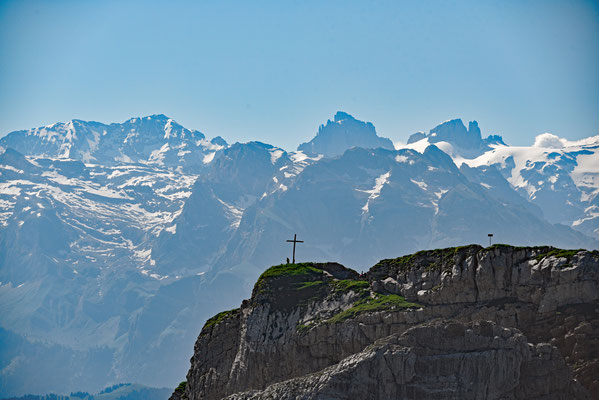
[286,233,304,264]
[488,233,493,246]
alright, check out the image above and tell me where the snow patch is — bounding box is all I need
[0,182,22,196]
[217,198,244,228]
[395,155,413,164]
[269,149,284,164]
[434,189,449,199]
[0,165,24,174]
[361,171,391,213]
[410,179,428,190]
[115,154,134,163]
[203,152,216,164]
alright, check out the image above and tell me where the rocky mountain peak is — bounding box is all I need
[406,131,426,144]
[0,114,219,170]
[429,118,482,148]
[485,134,506,145]
[406,118,506,156]
[210,136,228,147]
[297,111,395,157]
[333,110,355,122]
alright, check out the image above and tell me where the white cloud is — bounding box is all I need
[533,133,565,149]
[532,133,599,149]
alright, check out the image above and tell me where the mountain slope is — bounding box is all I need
[460,136,599,238]
[216,145,595,273]
[403,126,599,240]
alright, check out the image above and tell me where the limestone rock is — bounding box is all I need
[174,246,599,399]
[225,321,587,400]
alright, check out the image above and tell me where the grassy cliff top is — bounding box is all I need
[256,262,324,286]
[203,245,596,332]
[369,244,593,278]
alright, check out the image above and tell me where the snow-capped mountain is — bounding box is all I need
[0,112,597,397]
[462,135,599,238]
[404,120,599,238]
[0,114,226,171]
[151,141,320,274]
[406,118,505,158]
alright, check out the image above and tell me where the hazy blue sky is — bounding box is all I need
[1,0,598,150]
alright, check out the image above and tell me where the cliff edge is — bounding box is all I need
[171,245,599,399]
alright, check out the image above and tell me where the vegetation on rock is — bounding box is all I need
[173,381,187,400]
[327,293,421,324]
[295,280,326,290]
[331,279,369,294]
[535,248,583,262]
[254,263,324,293]
[371,245,481,275]
[203,308,240,330]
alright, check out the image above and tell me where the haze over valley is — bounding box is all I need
[0,111,597,396]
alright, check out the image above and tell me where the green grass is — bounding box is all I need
[259,263,323,280]
[331,279,370,293]
[487,244,529,250]
[296,323,312,333]
[373,245,480,273]
[255,263,323,292]
[327,294,421,324]
[174,381,188,399]
[535,248,583,262]
[295,280,326,290]
[203,308,239,330]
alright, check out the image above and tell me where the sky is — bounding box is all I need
[0,0,598,151]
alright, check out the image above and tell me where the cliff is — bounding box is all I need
[172,245,599,399]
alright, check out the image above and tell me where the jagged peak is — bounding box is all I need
[407,131,426,144]
[298,111,394,157]
[333,111,356,122]
[485,134,506,146]
[433,118,465,129]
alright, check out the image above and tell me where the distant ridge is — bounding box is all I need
[0,383,171,400]
[0,115,226,171]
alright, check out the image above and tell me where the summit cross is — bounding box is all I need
[286,233,304,264]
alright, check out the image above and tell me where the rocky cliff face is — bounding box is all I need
[225,321,585,400]
[173,245,599,399]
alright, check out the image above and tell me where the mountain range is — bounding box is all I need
[0,111,597,396]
